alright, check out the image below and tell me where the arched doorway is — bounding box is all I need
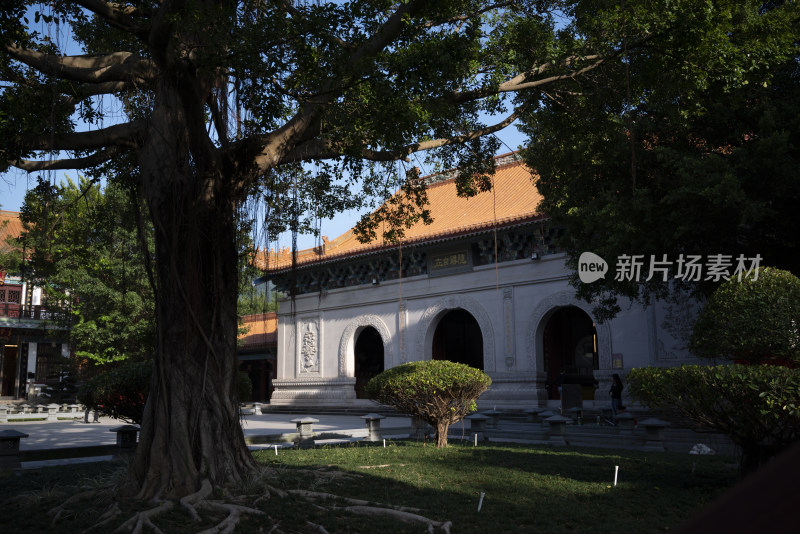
[432,309,484,370]
[354,326,384,398]
[542,307,598,400]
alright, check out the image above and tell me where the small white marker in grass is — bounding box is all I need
[474,433,478,446]
[477,492,485,512]
[274,445,278,456]
[383,439,386,448]
[614,465,619,486]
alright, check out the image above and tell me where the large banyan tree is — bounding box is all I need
[1,0,788,513]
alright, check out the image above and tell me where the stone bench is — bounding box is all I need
[639,418,670,451]
[482,409,503,429]
[110,425,141,449]
[0,429,29,470]
[466,413,490,441]
[544,415,572,445]
[291,417,318,449]
[524,407,546,423]
[361,413,385,442]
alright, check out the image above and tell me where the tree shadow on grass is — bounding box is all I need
[250,440,737,534]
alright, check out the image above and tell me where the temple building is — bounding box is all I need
[0,210,71,400]
[258,153,698,409]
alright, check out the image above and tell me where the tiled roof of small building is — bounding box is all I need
[0,210,22,247]
[0,211,23,266]
[238,312,278,348]
[257,153,543,272]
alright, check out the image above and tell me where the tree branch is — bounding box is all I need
[62,81,134,107]
[272,0,351,49]
[452,54,605,103]
[422,1,518,29]
[5,44,156,85]
[72,0,150,38]
[275,103,528,165]
[26,121,145,152]
[12,147,121,171]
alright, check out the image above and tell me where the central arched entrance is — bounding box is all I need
[354,326,384,398]
[432,309,484,370]
[542,306,598,400]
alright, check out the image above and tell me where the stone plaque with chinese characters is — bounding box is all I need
[428,248,472,277]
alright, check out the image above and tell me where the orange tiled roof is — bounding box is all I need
[0,211,22,267]
[238,312,278,348]
[258,154,543,271]
[0,210,22,250]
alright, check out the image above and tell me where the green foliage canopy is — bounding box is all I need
[690,268,800,365]
[18,177,155,365]
[628,365,800,475]
[366,360,491,448]
[521,2,800,319]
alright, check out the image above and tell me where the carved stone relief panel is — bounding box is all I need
[503,287,515,369]
[297,319,320,375]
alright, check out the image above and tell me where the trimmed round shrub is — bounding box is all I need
[628,365,800,475]
[690,267,800,365]
[366,360,491,447]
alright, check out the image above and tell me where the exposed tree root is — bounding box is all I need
[196,501,266,534]
[82,502,122,533]
[49,490,99,526]
[114,499,175,534]
[286,488,424,513]
[306,520,332,534]
[180,478,213,522]
[47,468,451,533]
[294,467,362,482]
[341,505,453,534]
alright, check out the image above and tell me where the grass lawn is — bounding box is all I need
[0,441,738,533]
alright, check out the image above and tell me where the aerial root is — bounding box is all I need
[340,505,452,534]
[286,489,424,513]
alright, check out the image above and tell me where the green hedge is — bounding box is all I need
[77,360,252,424]
[628,365,800,474]
[78,360,151,424]
[366,360,491,447]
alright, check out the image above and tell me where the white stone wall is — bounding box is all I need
[272,254,698,408]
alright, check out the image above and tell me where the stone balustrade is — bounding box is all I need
[0,403,88,421]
